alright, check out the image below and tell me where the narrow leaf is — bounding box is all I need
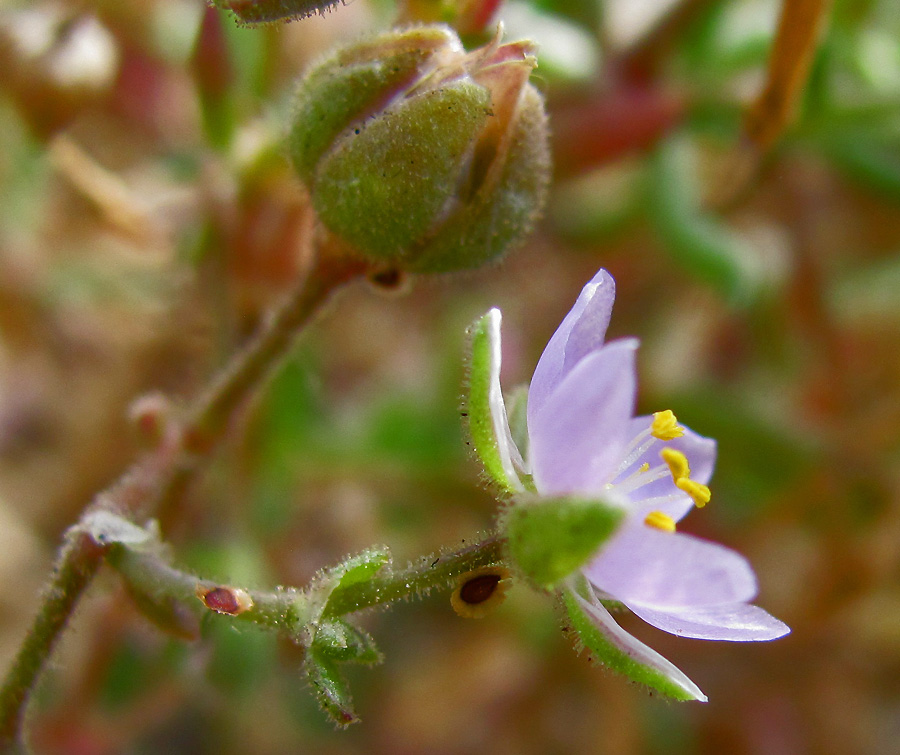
[304,649,360,728]
[313,619,382,665]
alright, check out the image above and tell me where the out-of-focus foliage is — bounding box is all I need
[1,0,899,752]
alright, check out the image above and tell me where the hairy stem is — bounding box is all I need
[0,534,104,751]
[323,536,506,617]
[108,536,505,634]
[157,247,370,524]
[108,542,302,633]
[0,244,367,749]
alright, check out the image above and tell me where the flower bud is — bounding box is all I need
[287,26,550,273]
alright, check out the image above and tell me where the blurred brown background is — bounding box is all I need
[1,0,899,752]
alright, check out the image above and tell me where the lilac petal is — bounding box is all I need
[626,601,791,641]
[529,339,638,496]
[584,526,758,608]
[574,591,707,702]
[484,309,526,490]
[528,269,616,422]
[614,416,717,522]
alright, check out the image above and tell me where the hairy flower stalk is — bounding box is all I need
[472,269,789,701]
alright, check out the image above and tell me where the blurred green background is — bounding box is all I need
[1,0,899,752]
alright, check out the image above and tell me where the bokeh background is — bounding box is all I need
[1,0,899,752]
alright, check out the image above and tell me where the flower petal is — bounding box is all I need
[584,526,759,608]
[529,339,638,496]
[614,416,717,521]
[625,601,791,641]
[528,269,616,421]
[484,309,527,488]
[570,590,707,702]
[465,308,526,492]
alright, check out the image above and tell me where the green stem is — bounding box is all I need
[108,536,505,633]
[324,536,505,617]
[157,248,369,524]
[0,534,105,751]
[188,250,368,445]
[0,246,367,748]
[108,544,301,633]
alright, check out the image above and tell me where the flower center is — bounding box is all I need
[608,410,712,532]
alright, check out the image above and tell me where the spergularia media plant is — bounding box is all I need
[0,6,791,748]
[465,269,789,701]
[0,22,551,744]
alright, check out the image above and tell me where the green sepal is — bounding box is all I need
[313,82,491,263]
[408,85,549,273]
[463,309,517,493]
[215,0,344,25]
[562,584,704,702]
[288,27,454,185]
[304,648,360,728]
[504,496,624,589]
[312,619,382,665]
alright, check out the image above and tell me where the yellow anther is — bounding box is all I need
[638,462,650,473]
[644,511,676,532]
[660,447,690,482]
[651,410,684,441]
[676,478,711,508]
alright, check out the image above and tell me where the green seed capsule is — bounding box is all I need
[287,26,550,273]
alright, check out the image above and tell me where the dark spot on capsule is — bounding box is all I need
[458,573,501,605]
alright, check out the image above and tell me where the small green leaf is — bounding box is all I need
[327,546,390,590]
[301,547,392,626]
[304,648,360,728]
[504,496,624,589]
[312,619,382,665]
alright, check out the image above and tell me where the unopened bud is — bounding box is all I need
[287,26,550,273]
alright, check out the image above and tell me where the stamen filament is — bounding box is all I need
[616,462,650,488]
[616,435,655,476]
[610,463,670,495]
[633,492,685,508]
